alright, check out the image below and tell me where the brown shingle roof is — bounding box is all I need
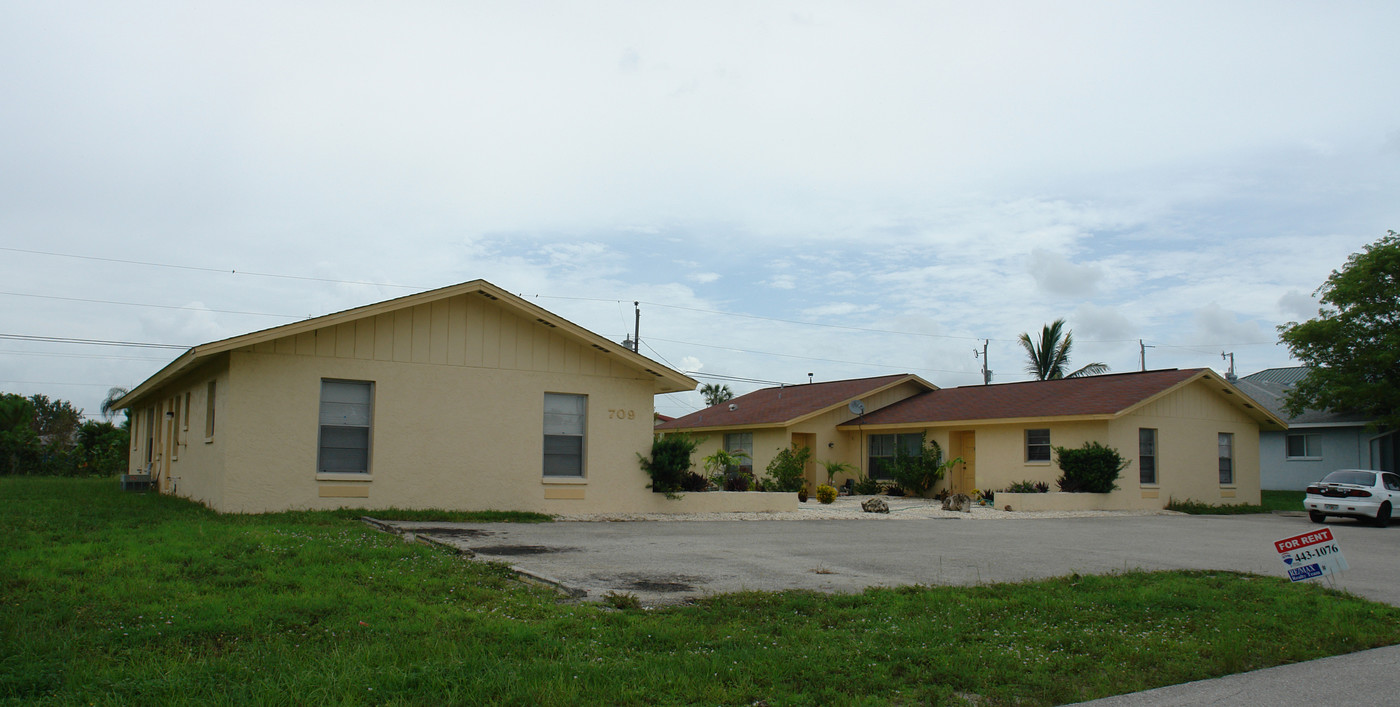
[842,369,1205,426]
[658,374,928,430]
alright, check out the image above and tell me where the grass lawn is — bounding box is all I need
[4,478,1399,706]
[1168,489,1305,515]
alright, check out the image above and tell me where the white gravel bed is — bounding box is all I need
[553,495,1178,522]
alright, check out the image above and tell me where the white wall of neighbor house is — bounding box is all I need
[1259,426,1369,490]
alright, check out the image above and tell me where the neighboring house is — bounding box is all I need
[115,280,723,514]
[656,374,937,488]
[662,369,1285,509]
[1234,367,1398,489]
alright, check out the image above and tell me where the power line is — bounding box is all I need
[0,334,189,350]
[648,335,974,376]
[0,291,300,319]
[0,349,171,361]
[4,246,1286,358]
[0,246,429,290]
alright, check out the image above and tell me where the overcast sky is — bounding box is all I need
[2,1,1397,420]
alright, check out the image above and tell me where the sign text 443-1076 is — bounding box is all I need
[1274,527,1349,583]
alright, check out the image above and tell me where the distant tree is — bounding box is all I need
[1018,319,1109,380]
[0,394,40,475]
[28,394,83,447]
[699,383,735,407]
[1278,231,1400,430]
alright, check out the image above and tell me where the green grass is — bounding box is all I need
[4,478,1398,706]
[1168,490,1305,515]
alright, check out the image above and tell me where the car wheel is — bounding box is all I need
[1375,502,1391,528]
[1309,510,1327,524]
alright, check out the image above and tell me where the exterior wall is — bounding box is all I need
[854,380,1266,510]
[936,420,1112,495]
[129,293,696,514]
[1115,380,1263,506]
[1259,426,1368,490]
[128,358,231,511]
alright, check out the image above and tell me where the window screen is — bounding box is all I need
[544,393,586,477]
[319,380,373,473]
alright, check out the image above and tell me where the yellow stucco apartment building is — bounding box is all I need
[116,280,794,514]
[658,369,1286,510]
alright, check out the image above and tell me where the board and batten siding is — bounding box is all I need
[250,294,640,382]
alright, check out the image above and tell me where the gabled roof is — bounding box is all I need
[838,368,1286,429]
[116,280,696,408]
[1242,367,1311,386]
[657,374,935,431]
[1237,368,1373,427]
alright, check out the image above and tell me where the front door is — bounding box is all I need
[951,431,976,494]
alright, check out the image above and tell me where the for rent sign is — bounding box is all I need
[1274,528,1348,582]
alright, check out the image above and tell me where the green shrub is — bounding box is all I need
[638,433,702,494]
[852,475,882,495]
[815,484,837,504]
[817,459,854,486]
[1004,479,1050,494]
[888,437,962,497]
[765,445,812,493]
[1054,442,1129,493]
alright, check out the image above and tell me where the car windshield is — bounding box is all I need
[1320,470,1376,486]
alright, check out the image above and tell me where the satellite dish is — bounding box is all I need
[848,400,866,415]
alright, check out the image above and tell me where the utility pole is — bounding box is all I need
[1139,340,1156,371]
[1221,351,1235,380]
[632,301,640,353]
[973,339,991,385]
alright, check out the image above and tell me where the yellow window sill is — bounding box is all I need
[316,473,373,482]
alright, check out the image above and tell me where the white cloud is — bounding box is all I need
[1027,249,1104,298]
[1278,289,1318,321]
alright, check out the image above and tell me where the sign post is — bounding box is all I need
[1274,528,1348,583]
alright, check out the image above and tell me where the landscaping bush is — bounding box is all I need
[1054,442,1129,493]
[888,437,961,497]
[815,484,837,504]
[765,445,812,493]
[638,433,702,494]
[852,475,883,495]
[1004,479,1050,494]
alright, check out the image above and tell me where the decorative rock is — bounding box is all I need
[861,497,890,514]
[942,493,973,512]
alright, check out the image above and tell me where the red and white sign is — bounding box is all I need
[1274,527,1348,582]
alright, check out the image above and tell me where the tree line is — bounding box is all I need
[0,392,129,476]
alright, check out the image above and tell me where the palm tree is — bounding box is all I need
[1018,319,1109,380]
[699,383,735,407]
[99,386,129,422]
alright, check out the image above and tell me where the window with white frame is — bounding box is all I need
[318,380,373,474]
[1218,432,1234,485]
[869,433,923,480]
[1026,429,1051,462]
[1286,433,1320,460]
[543,393,586,477]
[1139,428,1157,485]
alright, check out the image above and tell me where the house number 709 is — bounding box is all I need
[608,409,636,420]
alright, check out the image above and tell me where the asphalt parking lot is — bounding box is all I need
[382,513,1400,607]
